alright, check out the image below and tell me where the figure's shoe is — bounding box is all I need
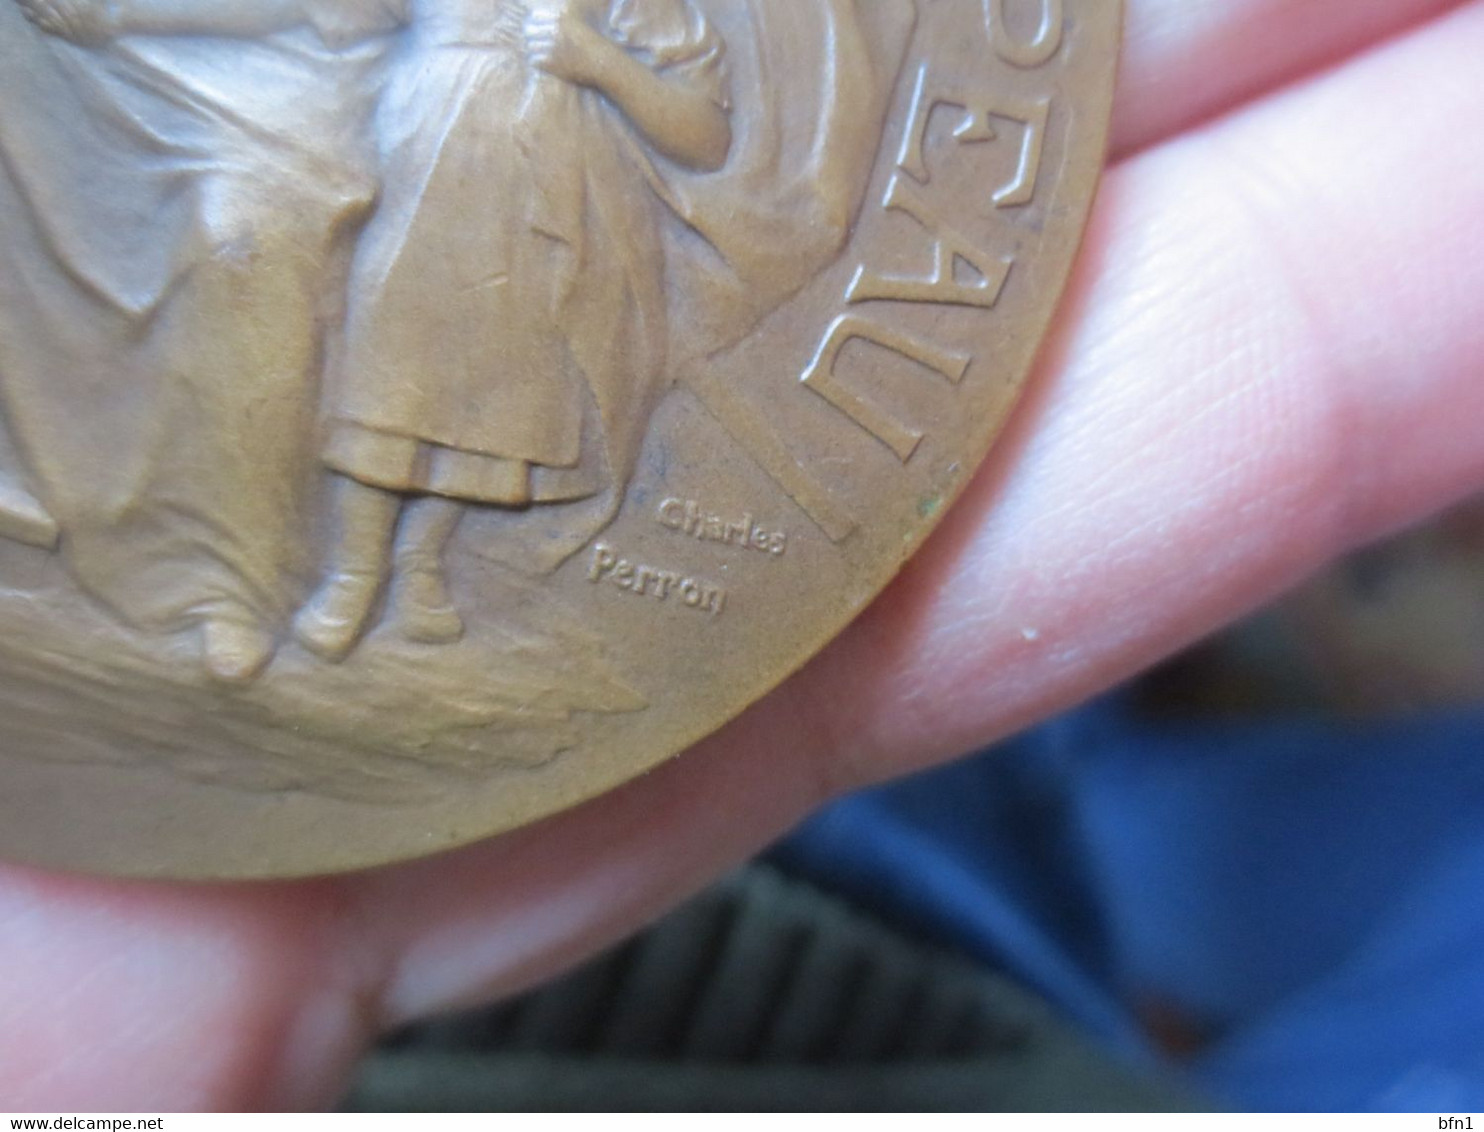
[292,570,383,662]
[391,561,464,645]
[201,612,276,686]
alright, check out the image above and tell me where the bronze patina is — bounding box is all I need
[0,0,1120,878]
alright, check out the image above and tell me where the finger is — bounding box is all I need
[8,0,1484,1115]
[355,0,1484,1025]
[0,868,349,1111]
[1113,0,1470,156]
[825,0,1484,782]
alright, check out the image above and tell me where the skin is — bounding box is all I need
[1,0,1482,1110]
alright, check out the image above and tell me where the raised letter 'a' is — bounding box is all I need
[847,176,1012,311]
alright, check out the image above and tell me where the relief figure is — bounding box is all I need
[297,0,924,661]
[294,0,733,661]
[423,0,920,581]
[0,0,405,680]
[0,0,918,682]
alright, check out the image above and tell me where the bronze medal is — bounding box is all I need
[0,0,1121,877]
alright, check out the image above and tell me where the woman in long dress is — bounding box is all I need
[294,0,732,660]
[4,0,405,681]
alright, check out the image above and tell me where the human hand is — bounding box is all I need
[525,0,610,88]
[3,0,1482,1110]
[14,0,113,45]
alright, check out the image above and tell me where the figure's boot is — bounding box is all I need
[200,602,277,686]
[293,479,401,663]
[390,499,465,645]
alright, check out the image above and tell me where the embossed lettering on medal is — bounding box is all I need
[0,0,1120,877]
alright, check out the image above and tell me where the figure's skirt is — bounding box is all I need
[324,419,536,505]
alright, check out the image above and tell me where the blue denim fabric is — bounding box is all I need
[774,697,1484,1112]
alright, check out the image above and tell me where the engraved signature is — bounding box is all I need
[588,544,727,618]
[657,498,787,558]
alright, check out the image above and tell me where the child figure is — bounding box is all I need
[294,0,731,660]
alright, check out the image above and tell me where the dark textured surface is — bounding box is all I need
[347,866,1196,1112]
